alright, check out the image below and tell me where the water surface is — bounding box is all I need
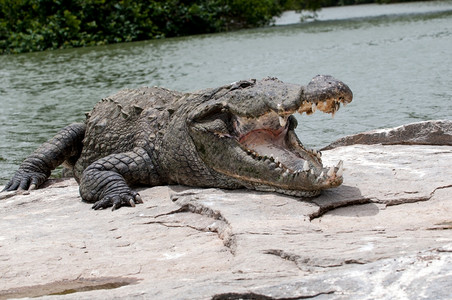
[1,1,451,183]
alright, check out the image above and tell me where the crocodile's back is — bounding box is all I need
[74,87,183,179]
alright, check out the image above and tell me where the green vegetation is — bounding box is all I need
[0,0,419,54]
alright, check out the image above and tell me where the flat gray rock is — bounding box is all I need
[1,124,452,299]
[323,119,452,149]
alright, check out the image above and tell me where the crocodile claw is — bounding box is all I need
[134,194,143,204]
[92,192,143,211]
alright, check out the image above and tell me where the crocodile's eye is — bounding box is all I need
[191,111,231,136]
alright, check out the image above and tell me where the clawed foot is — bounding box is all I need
[92,191,143,211]
[2,170,47,192]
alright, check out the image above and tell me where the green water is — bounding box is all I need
[1,1,452,184]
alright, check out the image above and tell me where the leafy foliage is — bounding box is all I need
[1,0,288,54]
[0,0,418,54]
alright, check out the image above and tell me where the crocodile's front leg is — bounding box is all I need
[80,147,158,210]
[3,123,86,192]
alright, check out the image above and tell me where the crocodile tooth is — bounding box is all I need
[279,116,287,127]
[336,160,344,177]
[310,169,314,175]
[283,170,290,177]
[336,166,343,177]
[317,152,322,159]
[303,161,310,171]
[327,166,335,177]
[319,171,324,178]
[311,102,317,113]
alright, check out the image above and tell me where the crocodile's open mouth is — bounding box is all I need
[189,75,352,197]
[235,93,350,172]
[230,97,347,196]
[236,114,322,174]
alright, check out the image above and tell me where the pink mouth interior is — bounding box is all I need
[239,128,306,171]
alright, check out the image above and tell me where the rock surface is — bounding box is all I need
[322,119,452,150]
[1,121,452,299]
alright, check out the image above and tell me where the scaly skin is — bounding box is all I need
[3,76,353,210]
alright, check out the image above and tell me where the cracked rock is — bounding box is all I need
[0,121,451,299]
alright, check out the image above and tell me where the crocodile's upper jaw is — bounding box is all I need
[188,76,352,197]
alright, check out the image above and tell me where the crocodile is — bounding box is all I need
[3,75,352,210]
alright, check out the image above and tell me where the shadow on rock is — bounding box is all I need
[308,184,376,220]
